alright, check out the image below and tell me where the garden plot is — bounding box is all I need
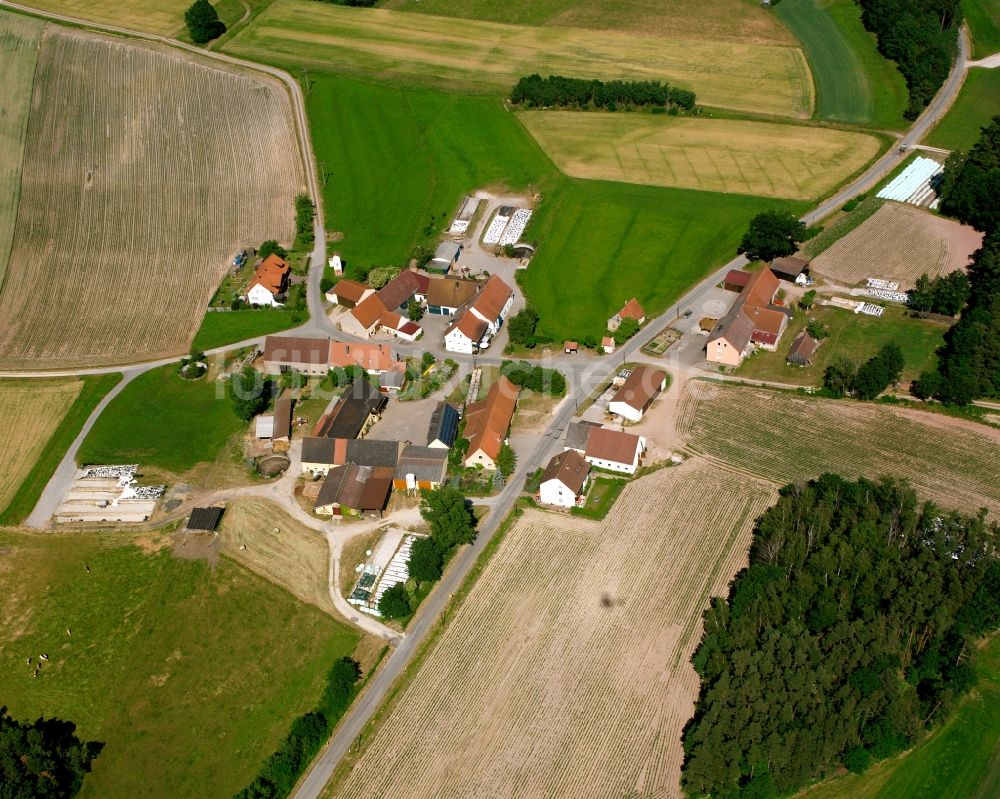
[326,460,776,798]
[0,27,303,369]
[811,202,983,289]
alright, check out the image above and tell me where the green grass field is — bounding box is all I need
[734,304,946,385]
[963,0,1000,59]
[0,373,121,526]
[309,73,797,340]
[224,0,813,117]
[521,180,798,340]
[775,0,908,128]
[0,530,359,799]
[308,74,552,274]
[77,365,245,476]
[799,634,1000,799]
[192,309,303,352]
[926,68,1000,151]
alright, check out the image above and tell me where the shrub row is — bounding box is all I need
[510,74,696,111]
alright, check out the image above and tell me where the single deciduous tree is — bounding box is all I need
[407,536,443,582]
[420,486,476,551]
[184,0,225,44]
[378,583,411,619]
[738,210,806,262]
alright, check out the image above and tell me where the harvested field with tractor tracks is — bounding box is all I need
[0,26,303,369]
[810,202,983,289]
[325,460,776,799]
[678,381,1000,516]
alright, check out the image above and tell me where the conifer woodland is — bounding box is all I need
[682,474,1000,798]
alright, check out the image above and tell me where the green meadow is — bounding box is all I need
[308,73,794,340]
[775,0,908,128]
[926,68,1000,151]
[0,531,359,799]
[798,634,1000,799]
[192,308,302,352]
[77,365,245,476]
[963,0,1000,58]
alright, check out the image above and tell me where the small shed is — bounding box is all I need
[429,241,461,273]
[602,336,615,354]
[787,331,819,366]
[724,269,752,293]
[187,506,224,532]
[771,256,809,283]
[255,415,275,439]
[564,341,578,354]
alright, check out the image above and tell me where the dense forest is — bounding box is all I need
[914,117,1000,404]
[857,0,962,118]
[0,707,102,797]
[681,475,1000,799]
[510,74,696,111]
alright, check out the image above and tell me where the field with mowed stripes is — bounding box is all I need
[324,460,776,799]
[224,0,814,117]
[518,112,882,199]
[0,26,303,369]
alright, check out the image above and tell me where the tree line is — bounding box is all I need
[380,487,478,619]
[857,0,962,119]
[510,74,696,112]
[913,116,1000,405]
[823,342,904,400]
[682,474,1000,799]
[234,657,361,798]
[0,708,102,798]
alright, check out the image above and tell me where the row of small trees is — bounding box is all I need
[378,487,478,619]
[510,74,696,112]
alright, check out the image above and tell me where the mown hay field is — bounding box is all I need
[325,461,776,799]
[224,0,814,117]
[775,0,908,128]
[0,27,303,370]
[217,498,333,614]
[0,530,360,799]
[811,202,984,288]
[678,382,1000,516]
[518,112,881,200]
[386,0,796,44]
[18,0,189,36]
[0,11,42,287]
[0,379,81,514]
[926,67,1000,152]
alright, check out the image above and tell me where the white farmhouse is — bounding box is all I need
[539,449,591,508]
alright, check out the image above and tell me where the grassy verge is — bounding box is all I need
[192,308,304,352]
[775,0,908,128]
[0,530,360,799]
[963,0,1000,59]
[0,373,121,526]
[734,304,946,385]
[570,475,626,519]
[925,68,1000,152]
[799,195,884,259]
[77,364,245,476]
[798,634,1000,799]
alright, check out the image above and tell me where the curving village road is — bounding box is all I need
[0,3,976,796]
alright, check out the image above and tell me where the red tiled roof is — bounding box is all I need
[248,254,290,295]
[376,270,422,310]
[463,375,519,462]
[585,427,641,465]
[331,279,370,303]
[749,307,786,337]
[263,335,328,365]
[470,274,513,322]
[610,365,667,412]
[725,269,752,288]
[426,276,480,308]
[351,295,387,330]
[448,310,489,343]
[619,297,645,320]
[742,268,780,310]
[329,342,395,373]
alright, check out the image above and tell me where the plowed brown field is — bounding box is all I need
[0,27,303,369]
[325,460,776,799]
